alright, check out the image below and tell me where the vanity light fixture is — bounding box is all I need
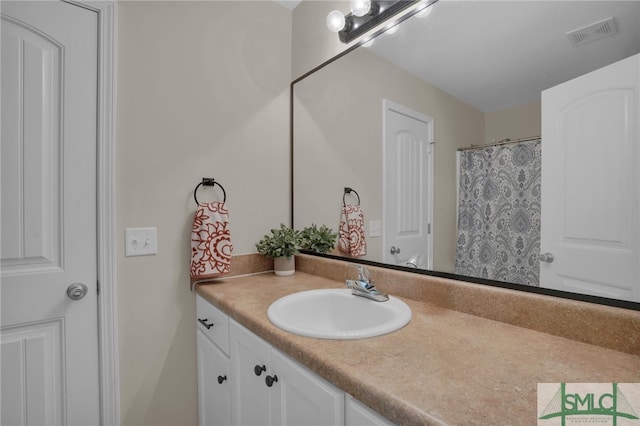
[327,0,374,33]
[327,0,435,44]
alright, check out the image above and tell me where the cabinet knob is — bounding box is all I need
[217,375,227,384]
[198,318,214,329]
[254,364,266,376]
[265,375,278,387]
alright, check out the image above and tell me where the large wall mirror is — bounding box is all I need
[292,0,640,309]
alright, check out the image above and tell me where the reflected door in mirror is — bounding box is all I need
[540,54,640,302]
[383,101,434,269]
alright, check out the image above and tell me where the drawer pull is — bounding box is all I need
[265,375,278,388]
[254,364,266,376]
[217,375,227,384]
[198,318,214,329]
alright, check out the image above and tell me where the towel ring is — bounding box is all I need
[343,187,360,206]
[194,178,226,205]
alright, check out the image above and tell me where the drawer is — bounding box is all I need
[196,294,230,356]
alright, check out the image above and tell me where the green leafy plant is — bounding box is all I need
[298,224,338,254]
[255,224,301,258]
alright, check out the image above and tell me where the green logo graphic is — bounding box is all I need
[539,383,639,426]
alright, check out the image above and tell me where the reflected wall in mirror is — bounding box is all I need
[293,0,640,305]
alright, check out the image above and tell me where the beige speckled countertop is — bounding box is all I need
[196,259,640,425]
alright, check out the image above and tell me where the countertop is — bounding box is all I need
[196,271,640,425]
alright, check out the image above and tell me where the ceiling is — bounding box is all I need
[367,0,640,112]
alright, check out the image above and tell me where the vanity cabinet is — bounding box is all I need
[228,318,271,424]
[197,330,231,425]
[196,294,392,426]
[196,295,232,426]
[230,319,345,425]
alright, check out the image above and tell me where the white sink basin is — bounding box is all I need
[267,289,412,339]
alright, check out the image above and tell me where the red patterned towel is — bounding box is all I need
[190,202,232,283]
[338,204,367,257]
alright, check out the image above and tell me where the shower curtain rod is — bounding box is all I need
[457,135,541,152]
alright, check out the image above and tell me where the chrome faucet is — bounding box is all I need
[345,265,389,302]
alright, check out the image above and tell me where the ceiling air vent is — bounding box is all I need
[566,17,618,47]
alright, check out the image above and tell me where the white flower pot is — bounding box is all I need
[274,256,295,276]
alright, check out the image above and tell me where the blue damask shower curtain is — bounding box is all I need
[455,140,541,286]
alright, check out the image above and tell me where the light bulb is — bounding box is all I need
[326,10,346,32]
[350,0,371,17]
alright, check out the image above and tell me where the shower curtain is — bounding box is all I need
[455,140,541,286]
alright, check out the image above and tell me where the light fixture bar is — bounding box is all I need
[338,0,419,43]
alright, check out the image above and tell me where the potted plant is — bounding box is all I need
[255,224,301,276]
[299,224,338,254]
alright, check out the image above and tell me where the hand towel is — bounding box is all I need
[338,204,367,257]
[190,201,233,283]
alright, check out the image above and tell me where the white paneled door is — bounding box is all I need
[541,54,640,302]
[383,100,434,270]
[1,1,100,424]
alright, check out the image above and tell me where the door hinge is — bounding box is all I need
[428,223,431,234]
[97,280,100,295]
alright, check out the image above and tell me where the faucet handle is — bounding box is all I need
[345,279,389,302]
[353,264,372,283]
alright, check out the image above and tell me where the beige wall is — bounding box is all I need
[293,47,484,272]
[484,101,541,144]
[117,2,291,424]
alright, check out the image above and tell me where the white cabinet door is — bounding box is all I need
[196,296,232,426]
[230,319,347,425]
[271,349,345,425]
[197,329,231,426]
[541,53,639,302]
[230,320,273,425]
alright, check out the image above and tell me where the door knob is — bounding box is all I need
[390,246,401,255]
[67,282,88,300]
[539,252,555,263]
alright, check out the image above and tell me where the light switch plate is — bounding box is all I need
[125,227,158,256]
[369,220,382,237]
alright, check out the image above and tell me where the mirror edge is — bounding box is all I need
[296,251,640,312]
